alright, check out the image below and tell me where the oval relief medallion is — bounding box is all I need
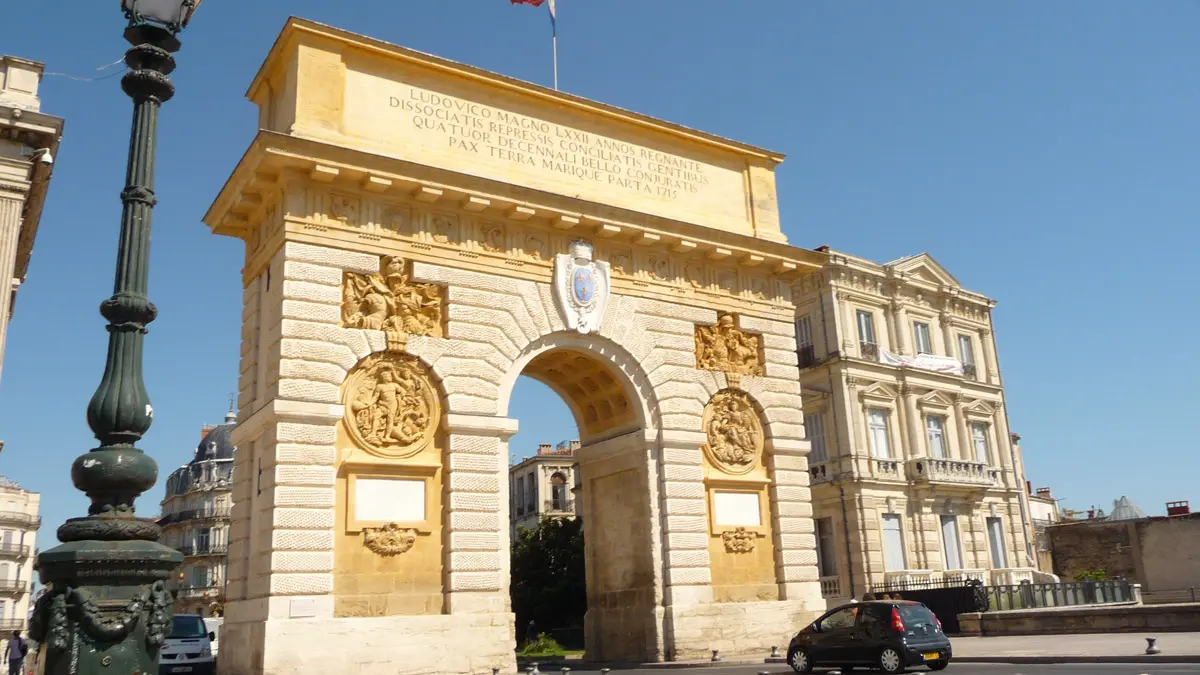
[701,390,764,475]
[344,353,439,459]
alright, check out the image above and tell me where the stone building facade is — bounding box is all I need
[508,440,580,535]
[0,56,62,386]
[792,249,1046,605]
[204,18,827,675]
[160,410,237,617]
[0,477,38,633]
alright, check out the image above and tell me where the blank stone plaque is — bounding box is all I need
[355,477,425,523]
[712,491,761,527]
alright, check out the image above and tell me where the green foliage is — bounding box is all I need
[517,633,566,657]
[510,517,586,646]
[1075,569,1108,582]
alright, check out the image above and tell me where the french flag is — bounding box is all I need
[511,0,556,36]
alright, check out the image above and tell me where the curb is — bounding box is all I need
[516,657,766,670]
[953,655,1200,664]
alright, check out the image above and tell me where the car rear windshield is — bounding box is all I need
[897,604,938,627]
[170,616,207,639]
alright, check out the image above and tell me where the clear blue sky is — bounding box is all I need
[0,2,1196,545]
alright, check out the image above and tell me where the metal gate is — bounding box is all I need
[868,578,989,635]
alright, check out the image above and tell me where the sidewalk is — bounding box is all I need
[950,632,1200,664]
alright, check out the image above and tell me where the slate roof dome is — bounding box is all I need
[193,409,237,463]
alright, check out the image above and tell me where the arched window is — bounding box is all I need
[550,472,568,511]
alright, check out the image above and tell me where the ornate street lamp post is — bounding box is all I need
[30,3,201,675]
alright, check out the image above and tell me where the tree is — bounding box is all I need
[510,517,586,645]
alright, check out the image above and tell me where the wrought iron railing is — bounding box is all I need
[0,543,30,558]
[160,506,232,526]
[175,585,222,599]
[797,344,817,369]
[179,544,228,557]
[986,580,1134,611]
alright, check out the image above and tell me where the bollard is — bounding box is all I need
[770,646,781,658]
[531,663,542,675]
[600,670,610,675]
[561,668,570,674]
[711,649,721,662]
[1146,637,1161,655]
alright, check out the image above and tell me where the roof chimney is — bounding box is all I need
[537,443,552,455]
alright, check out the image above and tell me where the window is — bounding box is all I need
[805,412,827,463]
[914,321,933,354]
[0,600,7,620]
[816,518,838,577]
[0,563,8,581]
[796,315,815,368]
[987,517,1007,568]
[856,310,876,344]
[525,474,535,511]
[971,423,991,464]
[926,415,947,459]
[550,473,567,510]
[867,409,891,459]
[191,566,211,589]
[819,606,860,632]
[941,515,964,570]
[881,514,906,571]
[958,334,975,365]
[515,476,526,515]
[196,527,211,552]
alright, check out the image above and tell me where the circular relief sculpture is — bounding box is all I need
[344,353,439,458]
[701,389,764,475]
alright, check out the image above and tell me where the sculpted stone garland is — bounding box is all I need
[341,255,444,336]
[701,389,764,475]
[695,313,763,376]
[722,527,756,554]
[345,353,439,458]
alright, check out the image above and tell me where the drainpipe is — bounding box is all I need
[827,369,856,599]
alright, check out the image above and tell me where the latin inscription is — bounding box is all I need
[389,88,712,201]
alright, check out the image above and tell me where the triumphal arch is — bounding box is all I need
[204,18,825,675]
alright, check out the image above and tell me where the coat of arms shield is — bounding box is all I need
[553,240,610,334]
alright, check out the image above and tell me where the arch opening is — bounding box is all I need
[504,335,660,663]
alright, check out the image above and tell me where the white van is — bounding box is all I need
[158,614,215,675]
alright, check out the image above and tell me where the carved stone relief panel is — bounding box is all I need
[608,247,632,276]
[341,256,444,337]
[431,213,459,244]
[329,193,359,226]
[646,254,670,281]
[363,522,418,556]
[683,258,706,289]
[695,313,764,376]
[716,269,738,294]
[721,526,756,553]
[524,234,548,261]
[382,205,411,236]
[344,352,440,459]
[701,389,764,475]
[479,222,506,253]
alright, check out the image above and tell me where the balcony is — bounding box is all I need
[0,512,39,529]
[179,544,228,557]
[160,506,232,526]
[797,344,817,369]
[819,576,842,598]
[990,568,1037,585]
[907,458,998,487]
[0,580,28,594]
[0,543,30,558]
[0,620,23,633]
[942,569,988,584]
[859,342,879,361]
[872,459,902,480]
[175,585,222,600]
[543,499,575,514]
[809,462,834,485]
[962,363,978,380]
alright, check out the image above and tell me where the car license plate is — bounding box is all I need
[173,667,193,673]
[922,652,940,661]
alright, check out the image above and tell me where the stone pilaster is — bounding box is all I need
[0,189,27,385]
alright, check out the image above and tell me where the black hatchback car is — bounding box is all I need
[787,600,952,673]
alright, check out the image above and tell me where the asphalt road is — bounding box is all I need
[529,664,1200,674]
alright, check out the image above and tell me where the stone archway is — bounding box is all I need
[206,18,827,675]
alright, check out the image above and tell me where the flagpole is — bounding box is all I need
[551,7,558,91]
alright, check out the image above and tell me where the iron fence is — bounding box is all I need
[986,580,1134,611]
[869,577,988,634]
